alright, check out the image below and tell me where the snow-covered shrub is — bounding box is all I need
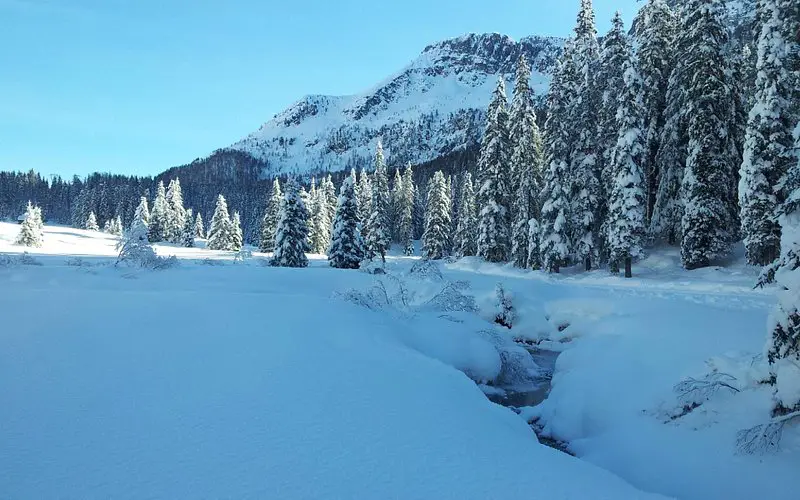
[408,259,444,282]
[116,217,176,269]
[337,276,412,313]
[15,202,43,247]
[476,328,541,387]
[494,283,516,329]
[233,248,253,264]
[359,258,386,275]
[18,252,42,266]
[421,282,478,313]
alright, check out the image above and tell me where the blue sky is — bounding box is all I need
[0,0,641,178]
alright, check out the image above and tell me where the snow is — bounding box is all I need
[2,221,798,499]
[0,222,662,499]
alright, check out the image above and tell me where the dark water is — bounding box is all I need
[486,348,560,409]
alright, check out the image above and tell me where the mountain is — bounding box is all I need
[224,33,564,177]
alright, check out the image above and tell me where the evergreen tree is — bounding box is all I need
[527,218,542,270]
[232,211,243,251]
[148,181,167,242]
[398,164,415,256]
[634,0,676,221]
[739,0,799,265]
[356,168,373,228]
[390,169,404,243]
[132,197,149,232]
[260,179,282,253]
[510,54,545,268]
[328,171,364,269]
[569,1,603,270]
[271,178,310,268]
[367,141,391,256]
[15,201,43,247]
[607,50,647,277]
[207,194,234,251]
[680,0,739,270]
[85,211,99,231]
[477,77,512,263]
[422,171,452,260]
[650,4,693,245]
[308,186,332,254]
[181,209,195,248]
[321,175,338,238]
[165,178,186,243]
[540,42,577,273]
[194,212,205,239]
[412,188,425,240]
[103,219,113,233]
[454,172,478,258]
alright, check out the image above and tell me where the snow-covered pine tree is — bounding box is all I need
[85,211,99,231]
[509,54,545,268]
[321,175,338,239]
[422,171,452,260]
[165,178,187,243]
[113,215,123,236]
[103,219,112,233]
[527,218,542,270]
[366,141,391,257]
[207,194,234,251]
[634,0,675,222]
[739,0,799,266]
[148,181,167,242]
[194,212,205,238]
[413,187,425,240]
[399,164,415,256]
[356,168,373,228]
[540,41,577,273]
[680,0,739,270]
[132,196,149,231]
[181,209,195,248]
[607,48,647,278]
[259,178,282,253]
[231,211,243,251]
[271,178,310,268]
[308,185,332,254]
[389,169,404,243]
[650,5,693,245]
[454,172,478,258]
[15,201,43,247]
[477,77,512,263]
[328,171,364,269]
[569,1,603,270]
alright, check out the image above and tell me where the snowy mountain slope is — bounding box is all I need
[229,34,563,176]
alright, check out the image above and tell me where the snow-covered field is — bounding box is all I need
[1,222,797,499]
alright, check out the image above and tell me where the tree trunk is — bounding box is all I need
[585,256,591,272]
[624,257,632,278]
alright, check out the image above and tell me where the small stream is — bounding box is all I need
[483,348,571,454]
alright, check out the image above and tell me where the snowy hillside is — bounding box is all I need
[1,222,798,499]
[229,34,563,176]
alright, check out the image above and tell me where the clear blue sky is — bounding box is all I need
[0,0,641,178]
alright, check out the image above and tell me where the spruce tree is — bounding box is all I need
[194,212,205,239]
[477,78,511,263]
[132,197,149,232]
[366,141,391,257]
[509,54,545,268]
[739,0,799,266]
[398,164,415,256]
[356,168,373,228]
[207,194,234,251]
[328,171,364,269]
[308,186,332,254]
[85,211,99,232]
[322,175,338,239]
[260,179,282,253]
[422,171,452,260]
[569,1,603,270]
[271,178,309,268]
[165,178,186,243]
[540,42,577,273]
[181,209,195,248]
[454,172,478,258]
[607,50,647,278]
[680,0,739,270]
[634,0,675,221]
[232,211,243,251]
[390,169,404,243]
[650,4,693,245]
[15,201,43,247]
[148,181,167,242]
